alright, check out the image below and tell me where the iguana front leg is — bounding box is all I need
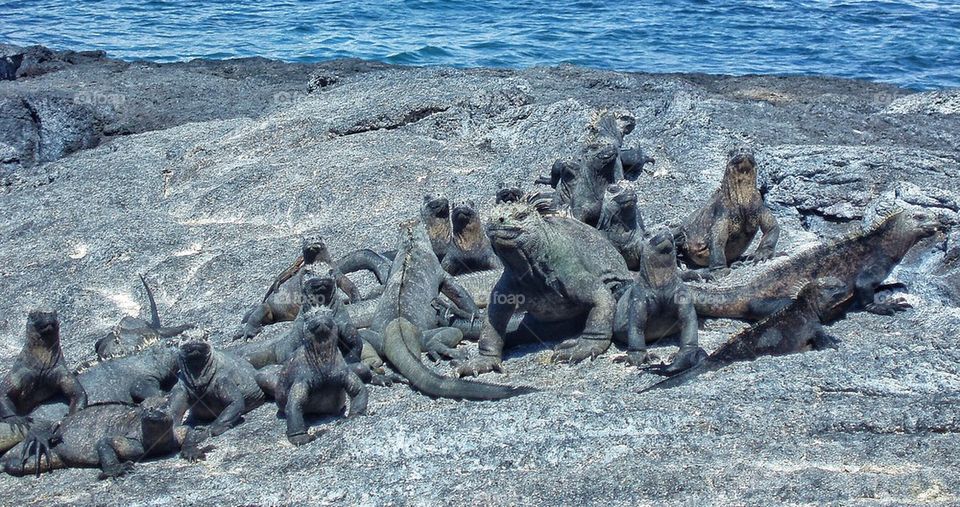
[455,287,514,377]
[613,287,656,367]
[856,260,910,315]
[207,381,247,436]
[338,371,368,417]
[96,437,141,480]
[656,287,706,374]
[284,382,314,446]
[54,367,87,415]
[0,368,30,428]
[752,206,780,261]
[336,274,363,303]
[553,285,615,364]
[708,216,732,270]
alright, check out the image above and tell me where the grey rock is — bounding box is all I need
[0,48,958,505]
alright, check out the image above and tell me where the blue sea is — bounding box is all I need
[1,0,958,90]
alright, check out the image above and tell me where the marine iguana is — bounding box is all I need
[94,274,194,359]
[643,276,849,392]
[235,235,385,341]
[612,227,706,373]
[166,341,265,458]
[77,346,180,405]
[3,403,207,479]
[422,194,452,261]
[495,184,526,205]
[0,310,87,430]
[441,200,501,275]
[456,194,632,377]
[691,207,943,320]
[597,183,645,270]
[677,148,780,270]
[362,220,533,400]
[0,53,23,81]
[257,312,368,446]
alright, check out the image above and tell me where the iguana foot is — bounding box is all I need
[612,350,659,367]
[287,432,316,446]
[424,341,468,362]
[865,297,912,316]
[552,339,609,364]
[180,428,213,462]
[813,333,842,351]
[455,356,504,377]
[98,461,135,480]
[368,373,395,387]
[649,347,707,376]
[3,415,31,433]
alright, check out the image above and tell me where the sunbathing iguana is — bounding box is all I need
[0,310,87,431]
[422,194,453,261]
[76,346,180,405]
[94,274,194,359]
[691,207,943,320]
[257,312,368,446]
[597,183,645,270]
[456,194,633,377]
[235,235,385,341]
[677,148,780,271]
[643,276,849,392]
[166,341,264,459]
[3,403,207,479]
[442,201,501,275]
[361,220,534,400]
[612,227,706,373]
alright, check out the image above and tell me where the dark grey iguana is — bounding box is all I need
[76,346,180,405]
[691,207,943,320]
[456,194,633,377]
[0,53,23,81]
[257,312,368,446]
[677,148,780,271]
[361,220,534,400]
[597,183,645,270]
[612,227,706,374]
[643,276,850,392]
[3,403,207,479]
[166,341,265,459]
[94,274,194,360]
[235,235,386,341]
[0,310,87,431]
[441,200,501,275]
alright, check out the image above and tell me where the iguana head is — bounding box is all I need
[799,276,850,321]
[885,207,942,242]
[585,145,621,182]
[641,227,679,287]
[302,313,338,366]
[486,194,555,254]
[396,219,433,254]
[26,309,60,347]
[300,263,338,308]
[178,341,213,378]
[140,406,174,440]
[721,147,759,201]
[421,195,450,220]
[451,201,479,231]
[301,235,330,264]
[496,183,525,204]
[598,184,639,232]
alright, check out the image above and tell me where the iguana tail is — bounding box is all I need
[139,274,162,329]
[383,318,535,401]
[638,360,723,393]
[689,285,753,320]
[336,249,391,284]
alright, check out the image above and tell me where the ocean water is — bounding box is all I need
[1,0,958,90]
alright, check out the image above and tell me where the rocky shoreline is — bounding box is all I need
[1,45,959,505]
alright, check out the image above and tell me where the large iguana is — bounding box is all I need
[441,200,501,276]
[3,403,207,479]
[691,207,943,320]
[361,220,533,400]
[643,276,849,392]
[456,194,633,377]
[166,341,265,458]
[94,274,194,360]
[77,346,180,405]
[612,227,706,373]
[677,148,780,271]
[0,310,87,431]
[257,312,368,446]
[235,235,385,341]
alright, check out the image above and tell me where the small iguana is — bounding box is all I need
[677,148,780,271]
[597,183,645,270]
[612,227,706,373]
[166,341,265,458]
[0,310,87,431]
[456,194,632,377]
[257,312,368,446]
[441,200,501,275]
[422,194,453,261]
[691,207,943,320]
[3,403,207,479]
[94,274,194,360]
[643,276,849,392]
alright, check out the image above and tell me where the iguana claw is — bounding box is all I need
[865,297,912,316]
[455,356,504,377]
[98,461,135,480]
[287,432,316,446]
[647,347,707,376]
[551,339,608,364]
[612,350,658,367]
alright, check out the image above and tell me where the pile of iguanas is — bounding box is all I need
[0,110,947,480]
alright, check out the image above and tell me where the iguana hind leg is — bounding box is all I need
[422,327,466,362]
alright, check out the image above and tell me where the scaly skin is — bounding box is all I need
[422,194,452,261]
[77,346,180,405]
[442,200,502,275]
[644,277,850,392]
[3,403,203,479]
[0,310,87,432]
[597,183,645,270]
[235,235,384,341]
[612,227,706,374]
[256,312,368,446]
[690,207,943,320]
[457,194,632,377]
[678,148,780,270]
